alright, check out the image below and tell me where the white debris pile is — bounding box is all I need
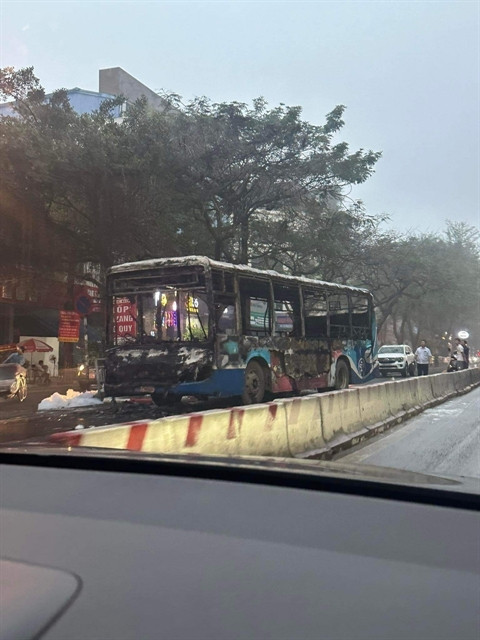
[38,388,102,411]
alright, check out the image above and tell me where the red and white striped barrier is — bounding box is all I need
[51,402,290,457]
[50,368,480,458]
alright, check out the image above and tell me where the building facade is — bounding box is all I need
[0,68,164,356]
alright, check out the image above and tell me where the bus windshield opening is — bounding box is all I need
[111,289,210,345]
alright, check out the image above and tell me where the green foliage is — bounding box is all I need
[1,67,478,345]
[154,93,381,262]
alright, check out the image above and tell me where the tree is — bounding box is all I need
[5,67,476,348]
[0,69,179,281]
[249,198,384,282]
[160,96,381,263]
[360,223,480,349]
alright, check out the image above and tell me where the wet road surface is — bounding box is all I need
[336,386,480,479]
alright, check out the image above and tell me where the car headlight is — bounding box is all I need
[78,364,85,372]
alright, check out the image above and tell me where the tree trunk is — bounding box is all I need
[239,217,249,264]
[214,236,223,260]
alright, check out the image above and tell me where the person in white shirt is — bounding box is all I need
[455,338,465,370]
[415,340,432,376]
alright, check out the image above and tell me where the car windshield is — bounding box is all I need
[379,346,405,354]
[0,1,478,495]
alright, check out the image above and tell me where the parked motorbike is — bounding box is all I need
[0,364,28,402]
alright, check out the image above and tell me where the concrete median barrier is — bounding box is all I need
[452,369,473,392]
[429,372,457,400]
[50,368,480,460]
[430,374,452,399]
[319,388,367,447]
[384,378,418,419]
[281,395,324,456]
[221,402,289,457]
[51,402,290,457]
[414,375,436,408]
[50,420,152,450]
[357,383,391,428]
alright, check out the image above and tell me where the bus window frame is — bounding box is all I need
[302,287,329,339]
[239,277,273,337]
[107,262,374,347]
[272,282,302,338]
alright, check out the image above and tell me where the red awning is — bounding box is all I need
[18,338,53,353]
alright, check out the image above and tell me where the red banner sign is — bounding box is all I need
[74,283,102,314]
[86,284,102,313]
[59,311,80,343]
[115,298,137,338]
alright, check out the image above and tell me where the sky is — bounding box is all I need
[1,0,479,234]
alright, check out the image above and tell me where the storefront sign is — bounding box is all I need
[115,297,137,337]
[58,311,80,342]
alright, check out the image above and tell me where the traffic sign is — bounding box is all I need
[75,293,93,316]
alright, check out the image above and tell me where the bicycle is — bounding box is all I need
[11,374,28,402]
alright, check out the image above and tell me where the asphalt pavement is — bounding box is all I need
[0,383,67,419]
[336,386,480,479]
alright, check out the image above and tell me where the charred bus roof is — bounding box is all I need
[107,256,371,297]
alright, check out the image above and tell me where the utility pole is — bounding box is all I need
[84,315,88,362]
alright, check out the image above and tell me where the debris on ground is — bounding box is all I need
[38,389,103,411]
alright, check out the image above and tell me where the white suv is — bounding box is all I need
[378,345,416,377]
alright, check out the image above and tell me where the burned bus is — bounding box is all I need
[104,256,377,404]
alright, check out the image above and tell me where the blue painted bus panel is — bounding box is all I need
[245,348,271,365]
[159,368,245,398]
[343,338,378,383]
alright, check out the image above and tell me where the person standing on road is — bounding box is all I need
[462,340,470,369]
[454,338,466,370]
[415,340,432,376]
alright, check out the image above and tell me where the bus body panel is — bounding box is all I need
[105,336,376,399]
[104,256,377,400]
[104,343,214,397]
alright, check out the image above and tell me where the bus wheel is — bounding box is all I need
[334,360,350,390]
[242,361,267,404]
